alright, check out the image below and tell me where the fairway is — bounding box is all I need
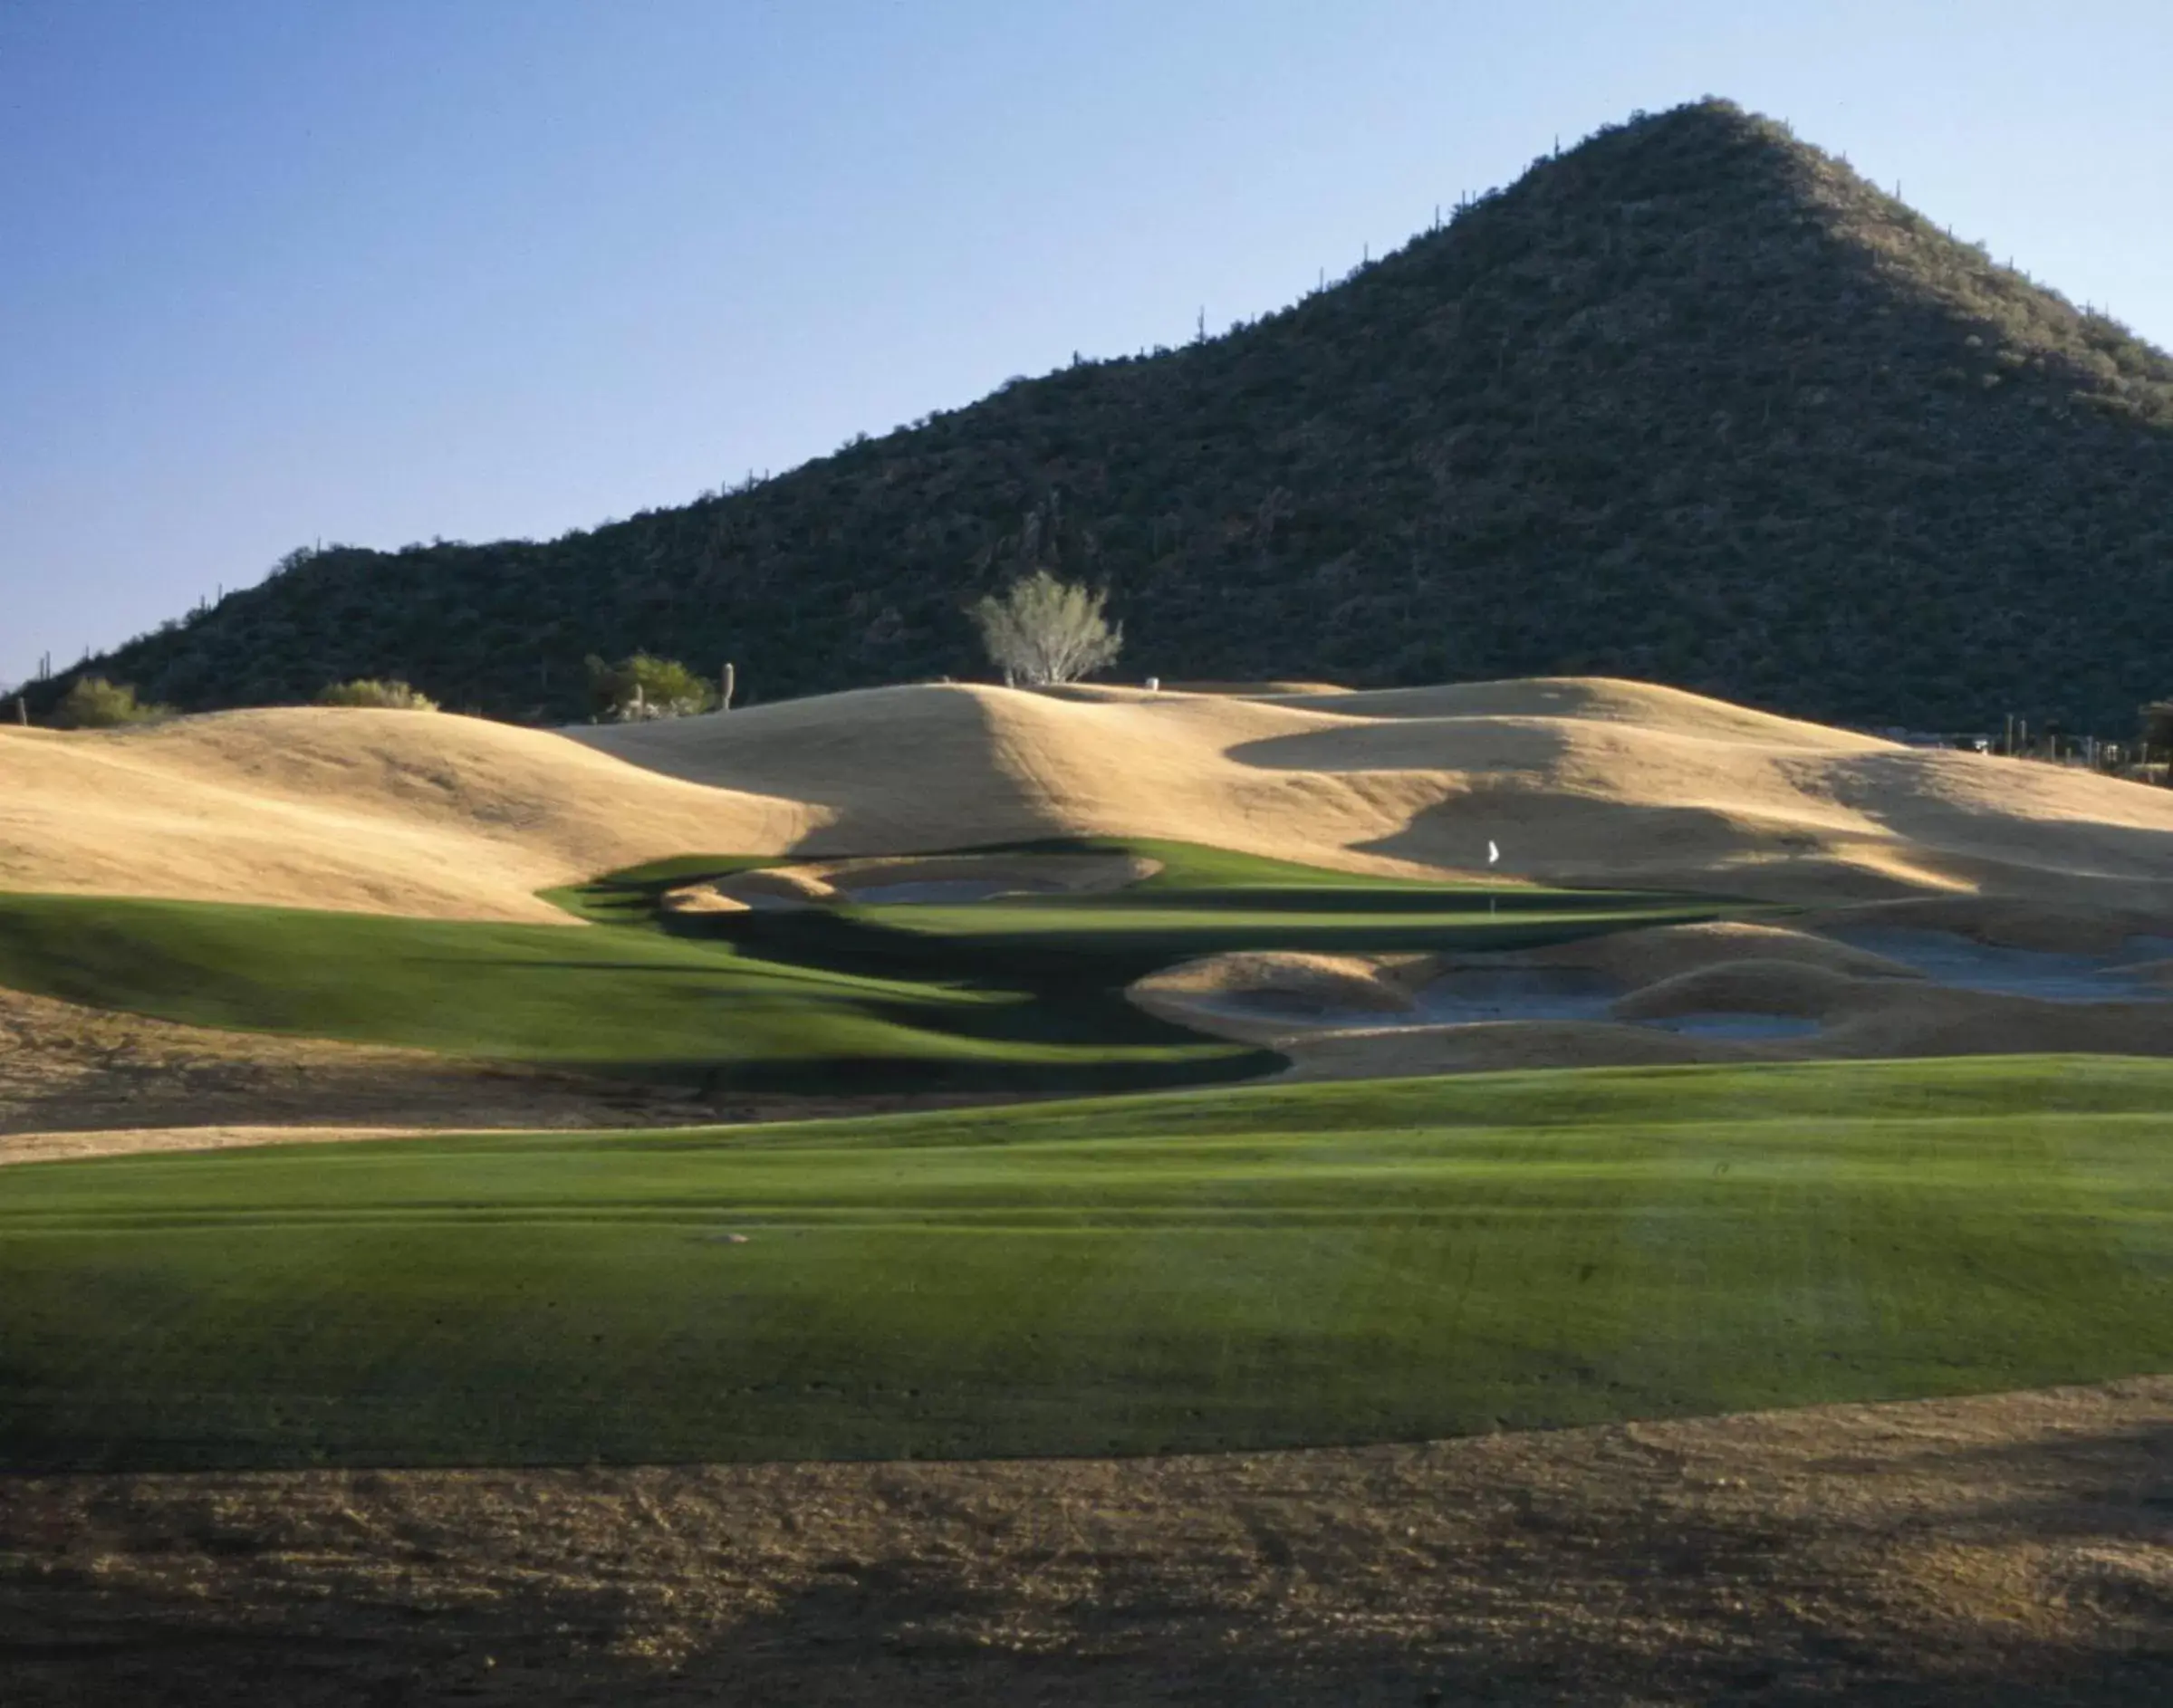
[0,839,1715,1093]
[5,1056,2171,1472]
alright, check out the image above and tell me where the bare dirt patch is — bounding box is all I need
[0,985,1037,1158]
[4,1378,2169,1704]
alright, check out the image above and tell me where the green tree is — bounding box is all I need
[316,678,438,710]
[53,676,168,729]
[970,570,1123,686]
[584,653,717,720]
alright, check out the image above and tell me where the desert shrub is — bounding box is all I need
[316,678,439,710]
[584,653,716,720]
[53,676,168,729]
[970,570,1123,686]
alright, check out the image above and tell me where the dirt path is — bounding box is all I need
[5,1377,2169,1704]
[1,1122,529,1166]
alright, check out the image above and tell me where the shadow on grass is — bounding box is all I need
[664,892,1712,990]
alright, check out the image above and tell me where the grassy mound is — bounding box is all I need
[5,1056,2170,1470]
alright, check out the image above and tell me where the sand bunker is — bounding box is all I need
[1136,925,1895,1046]
[1166,965,1623,1034]
[1642,1012,1822,1040]
[1277,1021,1740,1078]
[1138,911,2173,1080]
[1415,967,1621,1023]
[1508,919,1925,984]
[9,676,2173,926]
[1823,926,2173,1003]
[663,850,1160,915]
[1611,958,1862,1024]
[1801,894,2173,953]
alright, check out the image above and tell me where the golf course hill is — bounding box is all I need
[35,98,2173,734]
[5,676,2170,920]
[8,677,2173,1481]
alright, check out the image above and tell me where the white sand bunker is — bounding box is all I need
[1135,925,1881,1049]
[1642,1013,1822,1041]
[1418,958,1820,1039]
[664,850,1160,915]
[1187,965,1632,1030]
[1408,967,1621,1025]
[1130,926,1946,1074]
[1139,906,2173,1080]
[847,878,1016,904]
[1822,927,2173,1004]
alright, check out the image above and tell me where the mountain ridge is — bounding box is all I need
[34,97,2173,732]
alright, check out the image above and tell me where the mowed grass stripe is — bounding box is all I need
[12,1113,2171,1229]
[3,1058,2172,1470]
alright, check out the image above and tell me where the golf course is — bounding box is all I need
[18,46,2173,1699]
[5,1057,2173,1472]
[5,676,2172,1700]
[0,838,1716,1096]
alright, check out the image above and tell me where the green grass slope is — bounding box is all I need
[5,1057,2171,1471]
[0,840,1706,1092]
[0,891,1256,1094]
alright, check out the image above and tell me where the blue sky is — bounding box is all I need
[4,1,2169,690]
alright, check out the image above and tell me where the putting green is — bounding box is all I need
[4,1056,2170,1470]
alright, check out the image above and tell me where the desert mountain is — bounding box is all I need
[37,99,2173,731]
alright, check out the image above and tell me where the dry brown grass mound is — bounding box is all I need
[6,676,2172,926]
[0,709,816,922]
[1136,951,1433,1017]
[581,676,2173,909]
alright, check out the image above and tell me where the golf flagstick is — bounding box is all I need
[1487,839,1500,916]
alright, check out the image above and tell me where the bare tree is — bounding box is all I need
[970,570,1123,686]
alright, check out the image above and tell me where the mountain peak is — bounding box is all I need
[42,99,2173,734]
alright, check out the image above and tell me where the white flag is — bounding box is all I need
[1486,840,1500,866]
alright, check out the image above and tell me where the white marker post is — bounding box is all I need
[1487,839,1500,917]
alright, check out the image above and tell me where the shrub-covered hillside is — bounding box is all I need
[40,99,2173,732]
